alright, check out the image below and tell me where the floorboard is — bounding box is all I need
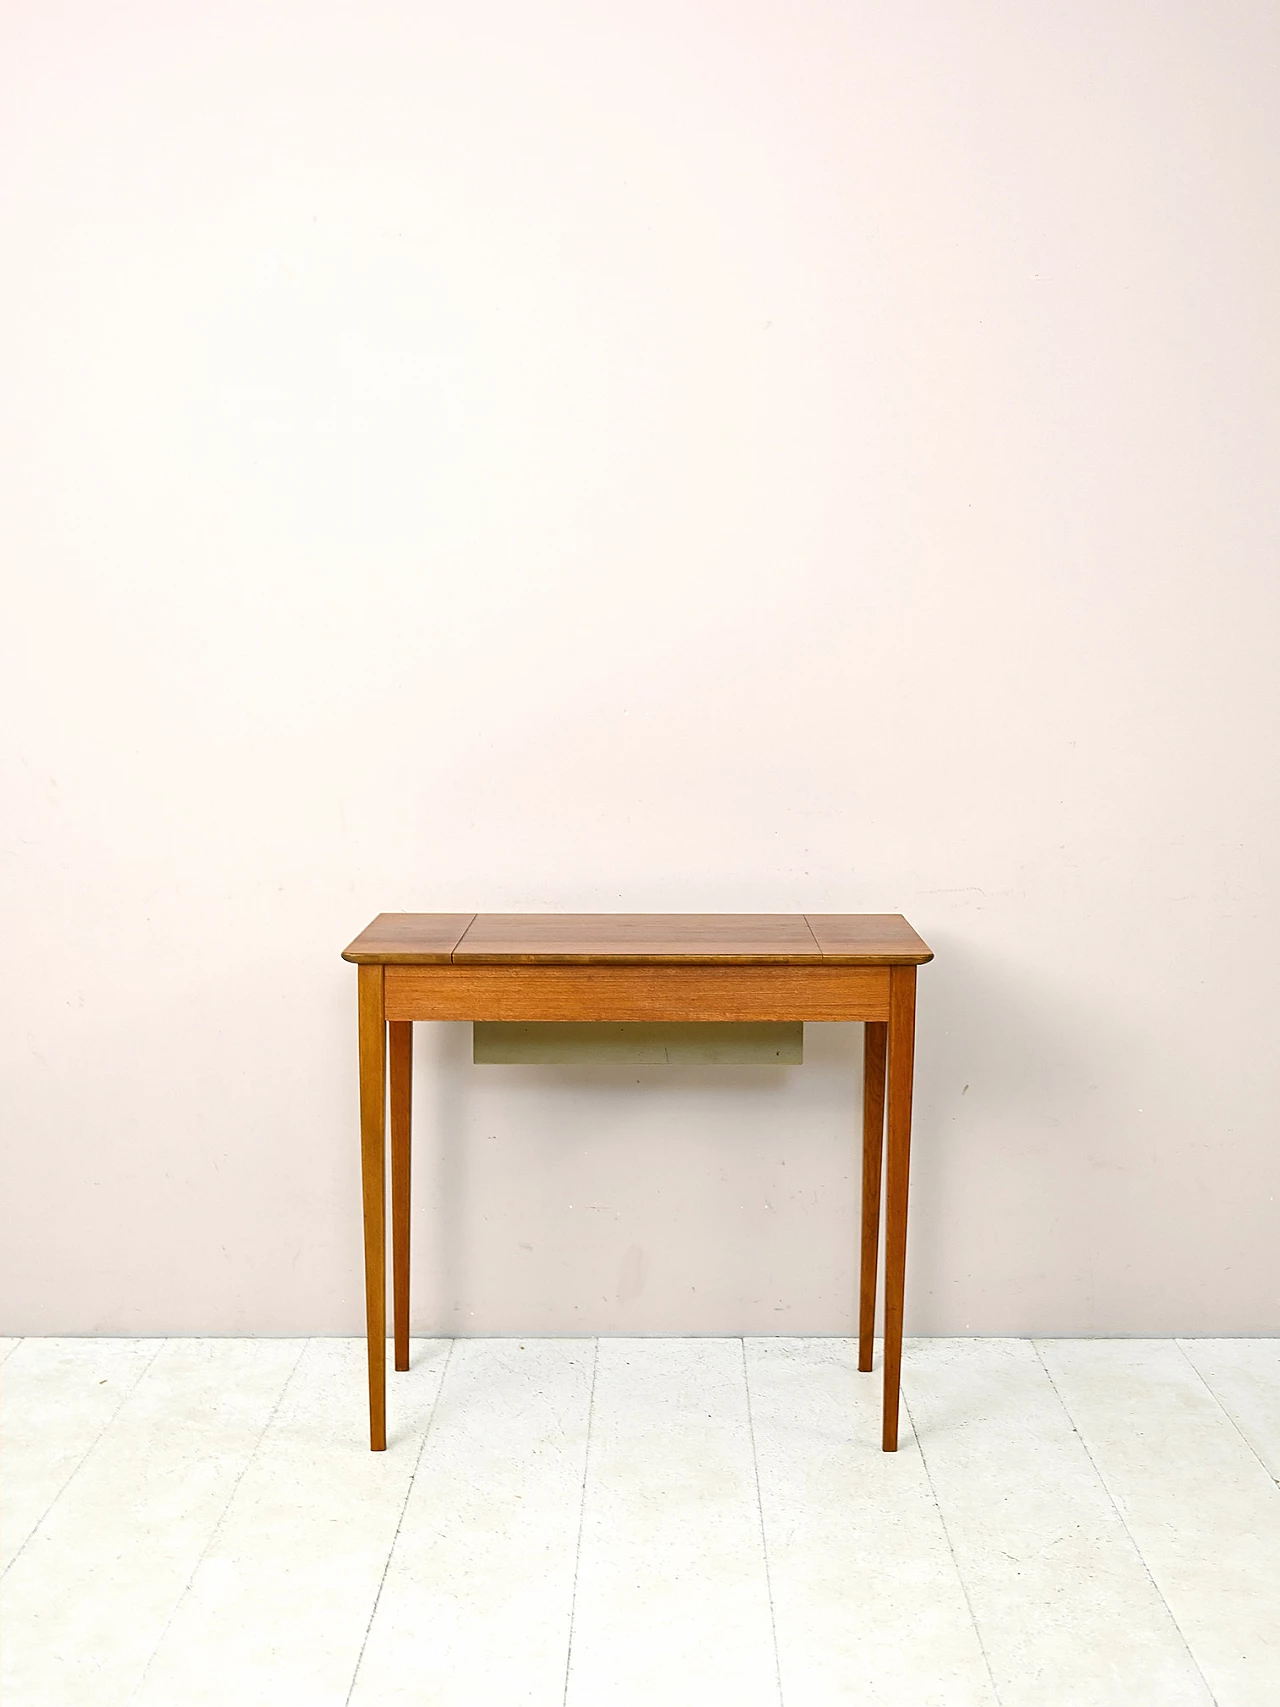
[1039,1338,1280,1707]
[1178,1338,1280,1483]
[349,1339,593,1707]
[904,1338,1211,1707]
[132,1338,449,1707]
[565,1338,779,1707]
[1,1339,301,1707]
[748,1337,996,1707]
[0,1338,160,1573]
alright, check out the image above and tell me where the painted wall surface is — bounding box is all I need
[3,3,1278,1335]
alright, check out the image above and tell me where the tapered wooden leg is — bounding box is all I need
[358,964,387,1451]
[859,1021,887,1372]
[389,1021,413,1373]
[882,965,917,1452]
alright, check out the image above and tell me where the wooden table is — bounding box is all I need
[341,913,933,1452]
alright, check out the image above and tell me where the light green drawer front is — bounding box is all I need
[473,1021,803,1065]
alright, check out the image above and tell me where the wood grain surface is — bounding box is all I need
[384,963,891,1022]
[804,914,933,964]
[343,913,933,965]
[388,1021,412,1375]
[342,914,475,964]
[859,1021,887,1374]
[356,964,387,1452]
[882,964,918,1451]
[453,913,822,962]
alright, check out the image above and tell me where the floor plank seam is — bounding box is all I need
[343,1336,457,1707]
[1029,1342,1220,1707]
[1,1340,165,1581]
[1174,1339,1280,1492]
[126,1337,310,1705]
[561,1335,600,1707]
[741,1338,785,1707]
[901,1383,1004,1707]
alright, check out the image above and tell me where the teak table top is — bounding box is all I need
[342,912,933,967]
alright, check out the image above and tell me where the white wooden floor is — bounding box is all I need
[3,1337,1279,1706]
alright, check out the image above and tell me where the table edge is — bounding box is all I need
[342,949,933,966]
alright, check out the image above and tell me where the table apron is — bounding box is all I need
[382,963,891,1022]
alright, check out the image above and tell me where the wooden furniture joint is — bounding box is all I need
[342,912,933,1453]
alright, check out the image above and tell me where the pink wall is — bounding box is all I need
[3,2,1278,1334]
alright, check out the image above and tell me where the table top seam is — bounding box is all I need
[800,914,825,959]
[448,913,478,963]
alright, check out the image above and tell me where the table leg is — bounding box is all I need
[358,964,387,1451]
[882,964,917,1452]
[859,1021,887,1372]
[389,1020,413,1374]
